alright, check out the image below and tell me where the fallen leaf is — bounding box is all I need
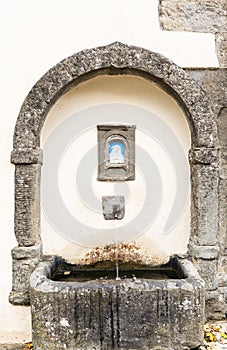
[221,332,227,339]
[211,325,220,332]
[204,331,217,342]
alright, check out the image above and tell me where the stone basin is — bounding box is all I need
[30,255,205,350]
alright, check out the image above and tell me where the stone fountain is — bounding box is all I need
[30,195,205,349]
[30,253,205,350]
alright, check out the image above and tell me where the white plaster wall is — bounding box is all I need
[0,0,218,344]
[41,75,191,263]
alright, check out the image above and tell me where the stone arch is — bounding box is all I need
[10,42,219,304]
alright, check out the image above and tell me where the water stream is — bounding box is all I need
[115,222,120,280]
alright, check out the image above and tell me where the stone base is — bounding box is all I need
[9,244,41,305]
[206,290,227,321]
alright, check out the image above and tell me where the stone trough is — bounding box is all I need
[30,255,205,350]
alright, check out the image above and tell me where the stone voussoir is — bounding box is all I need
[189,147,219,165]
[11,148,43,165]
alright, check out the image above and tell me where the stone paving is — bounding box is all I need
[0,345,26,350]
[0,342,32,350]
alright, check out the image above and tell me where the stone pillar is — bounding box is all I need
[217,107,227,318]
[9,148,43,305]
[188,147,225,319]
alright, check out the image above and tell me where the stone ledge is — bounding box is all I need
[11,148,43,165]
[11,244,42,260]
[189,245,220,259]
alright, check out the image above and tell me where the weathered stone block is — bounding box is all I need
[11,244,42,260]
[30,256,205,350]
[189,245,220,259]
[191,164,219,246]
[218,107,227,148]
[194,259,218,291]
[10,247,41,305]
[218,178,227,253]
[189,147,218,165]
[159,0,227,33]
[11,148,43,165]
[216,32,227,68]
[206,290,227,320]
[186,69,227,116]
[219,146,227,183]
[221,256,227,275]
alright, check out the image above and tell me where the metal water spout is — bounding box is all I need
[102,196,125,220]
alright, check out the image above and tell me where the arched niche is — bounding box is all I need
[40,75,190,260]
[9,42,219,305]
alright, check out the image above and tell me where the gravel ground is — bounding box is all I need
[199,321,227,349]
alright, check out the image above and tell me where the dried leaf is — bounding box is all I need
[211,325,220,332]
[221,332,227,339]
[204,331,217,342]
